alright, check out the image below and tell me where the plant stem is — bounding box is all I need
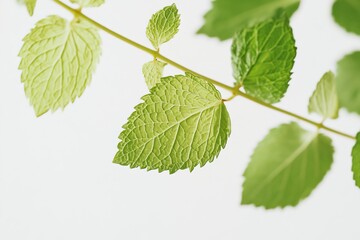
[52,0,356,141]
[235,91,355,139]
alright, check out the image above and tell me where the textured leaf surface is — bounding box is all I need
[142,60,167,89]
[19,15,101,116]
[232,16,296,103]
[146,4,180,49]
[114,73,231,173]
[70,0,105,7]
[336,51,360,114]
[18,0,37,16]
[351,133,360,188]
[308,71,339,119]
[332,0,360,35]
[242,122,333,209]
[198,0,300,40]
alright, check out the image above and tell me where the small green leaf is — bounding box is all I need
[19,16,102,116]
[242,122,333,209]
[231,15,296,103]
[146,4,180,50]
[332,0,360,35]
[198,0,300,40]
[142,60,167,89]
[70,0,105,8]
[308,71,339,120]
[18,0,37,16]
[336,51,360,114]
[114,73,231,174]
[351,133,360,188]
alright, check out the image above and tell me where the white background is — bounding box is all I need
[1,0,360,239]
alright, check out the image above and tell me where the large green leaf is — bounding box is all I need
[198,0,300,40]
[19,15,102,116]
[351,133,360,188]
[308,71,339,120]
[70,0,105,7]
[231,15,296,103]
[336,51,360,114]
[114,73,231,174]
[242,122,334,209]
[332,0,360,35]
[146,4,180,50]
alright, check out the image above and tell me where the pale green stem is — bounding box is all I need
[52,0,356,141]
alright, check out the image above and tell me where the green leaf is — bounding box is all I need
[351,133,360,188]
[70,0,105,7]
[18,0,37,16]
[146,4,181,50]
[332,0,360,35]
[242,122,334,209]
[308,71,339,120]
[142,60,167,89]
[231,15,296,104]
[198,0,300,40]
[19,16,102,117]
[114,73,231,174]
[336,51,360,114]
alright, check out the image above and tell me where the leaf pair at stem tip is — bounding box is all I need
[142,4,180,90]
